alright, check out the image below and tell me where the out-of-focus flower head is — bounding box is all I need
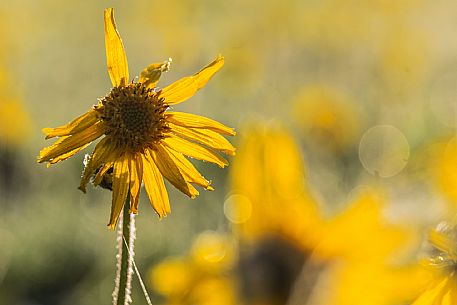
[0,67,32,147]
[379,27,429,97]
[314,190,405,262]
[150,231,237,305]
[227,123,323,305]
[228,123,424,305]
[296,0,425,51]
[431,138,457,209]
[411,221,457,305]
[141,0,203,66]
[308,189,429,305]
[291,86,360,152]
[227,123,323,250]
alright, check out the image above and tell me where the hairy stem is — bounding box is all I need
[114,194,131,305]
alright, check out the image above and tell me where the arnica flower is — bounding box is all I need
[228,123,322,250]
[150,231,237,305]
[37,8,235,229]
[229,124,425,305]
[312,191,429,305]
[412,222,457,305]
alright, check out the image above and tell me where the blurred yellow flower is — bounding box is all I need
[229,123,424,305]
[0,68,32,146]
[291,86,360,152]
[315,260,429,305]
[150,231,237,305]
[411,222,457,305]
[431,138,457,208]
[228,123,322,251]
[379,27,429,96]
[0,98,32,147]
[37,8,235,228]
[314,191,406,262]
[309,191,429,305]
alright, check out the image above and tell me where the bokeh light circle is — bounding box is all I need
[191,231,227,264]
[223,194,252,224]
[358,125,410,177]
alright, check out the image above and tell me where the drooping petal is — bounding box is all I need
[128,153,143,214]
[163,145,213,190]
[170,123,236,155]
[139,58,172,89]
[162,134,228,168]
[108,154,130,229]
[79,137,114,193]
[42,108,100,139]
[104,8,129,87]
[165,111,235,136]
[148,146,199,198]
[38,122,105,164]
[142,152,171,217]
[158,55,224,105]
[47,142,92,166]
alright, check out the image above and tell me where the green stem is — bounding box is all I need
[117,193,131,305]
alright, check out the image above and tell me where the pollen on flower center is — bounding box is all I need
[97,83,169,152]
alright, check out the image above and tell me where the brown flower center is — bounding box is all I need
[97,83,169,152]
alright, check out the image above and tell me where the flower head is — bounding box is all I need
[150,231,237,305]
[37,8,235,228]
[229,123,424,305]
[412,222,457,305]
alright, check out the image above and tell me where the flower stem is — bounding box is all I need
[115,193,131,305]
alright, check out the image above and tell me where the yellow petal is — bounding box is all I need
[108,154,130,229]
[42,108,100,139]
[47,142,92,166]
[162,134,228,168]
[139,58,172,89]
[142,152,171,217]
[104,8,129,87]
[170,123,235,155]
[412,277,449,305]
[38,122,104,164]
[149,146,199,198]
[79,137,114,193]
[158,55,224,105]
[165,112,235,136]
[429,230,457,260]
[164,145,213,190]
[128,154,143,214]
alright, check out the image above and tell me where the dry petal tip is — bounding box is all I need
[78,185,87,193]
[163,58,172,72]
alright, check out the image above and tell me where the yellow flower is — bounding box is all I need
[411,222,457,305]
[227,123,322,251]
[310,191,429,305]
[291,86,359,152]
[229,123,424,305]
[150,231,237,305]
[431,138,457,208]
[0,66,33,147]
[37,8,235,228]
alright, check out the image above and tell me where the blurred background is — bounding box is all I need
[2,0,457,304]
